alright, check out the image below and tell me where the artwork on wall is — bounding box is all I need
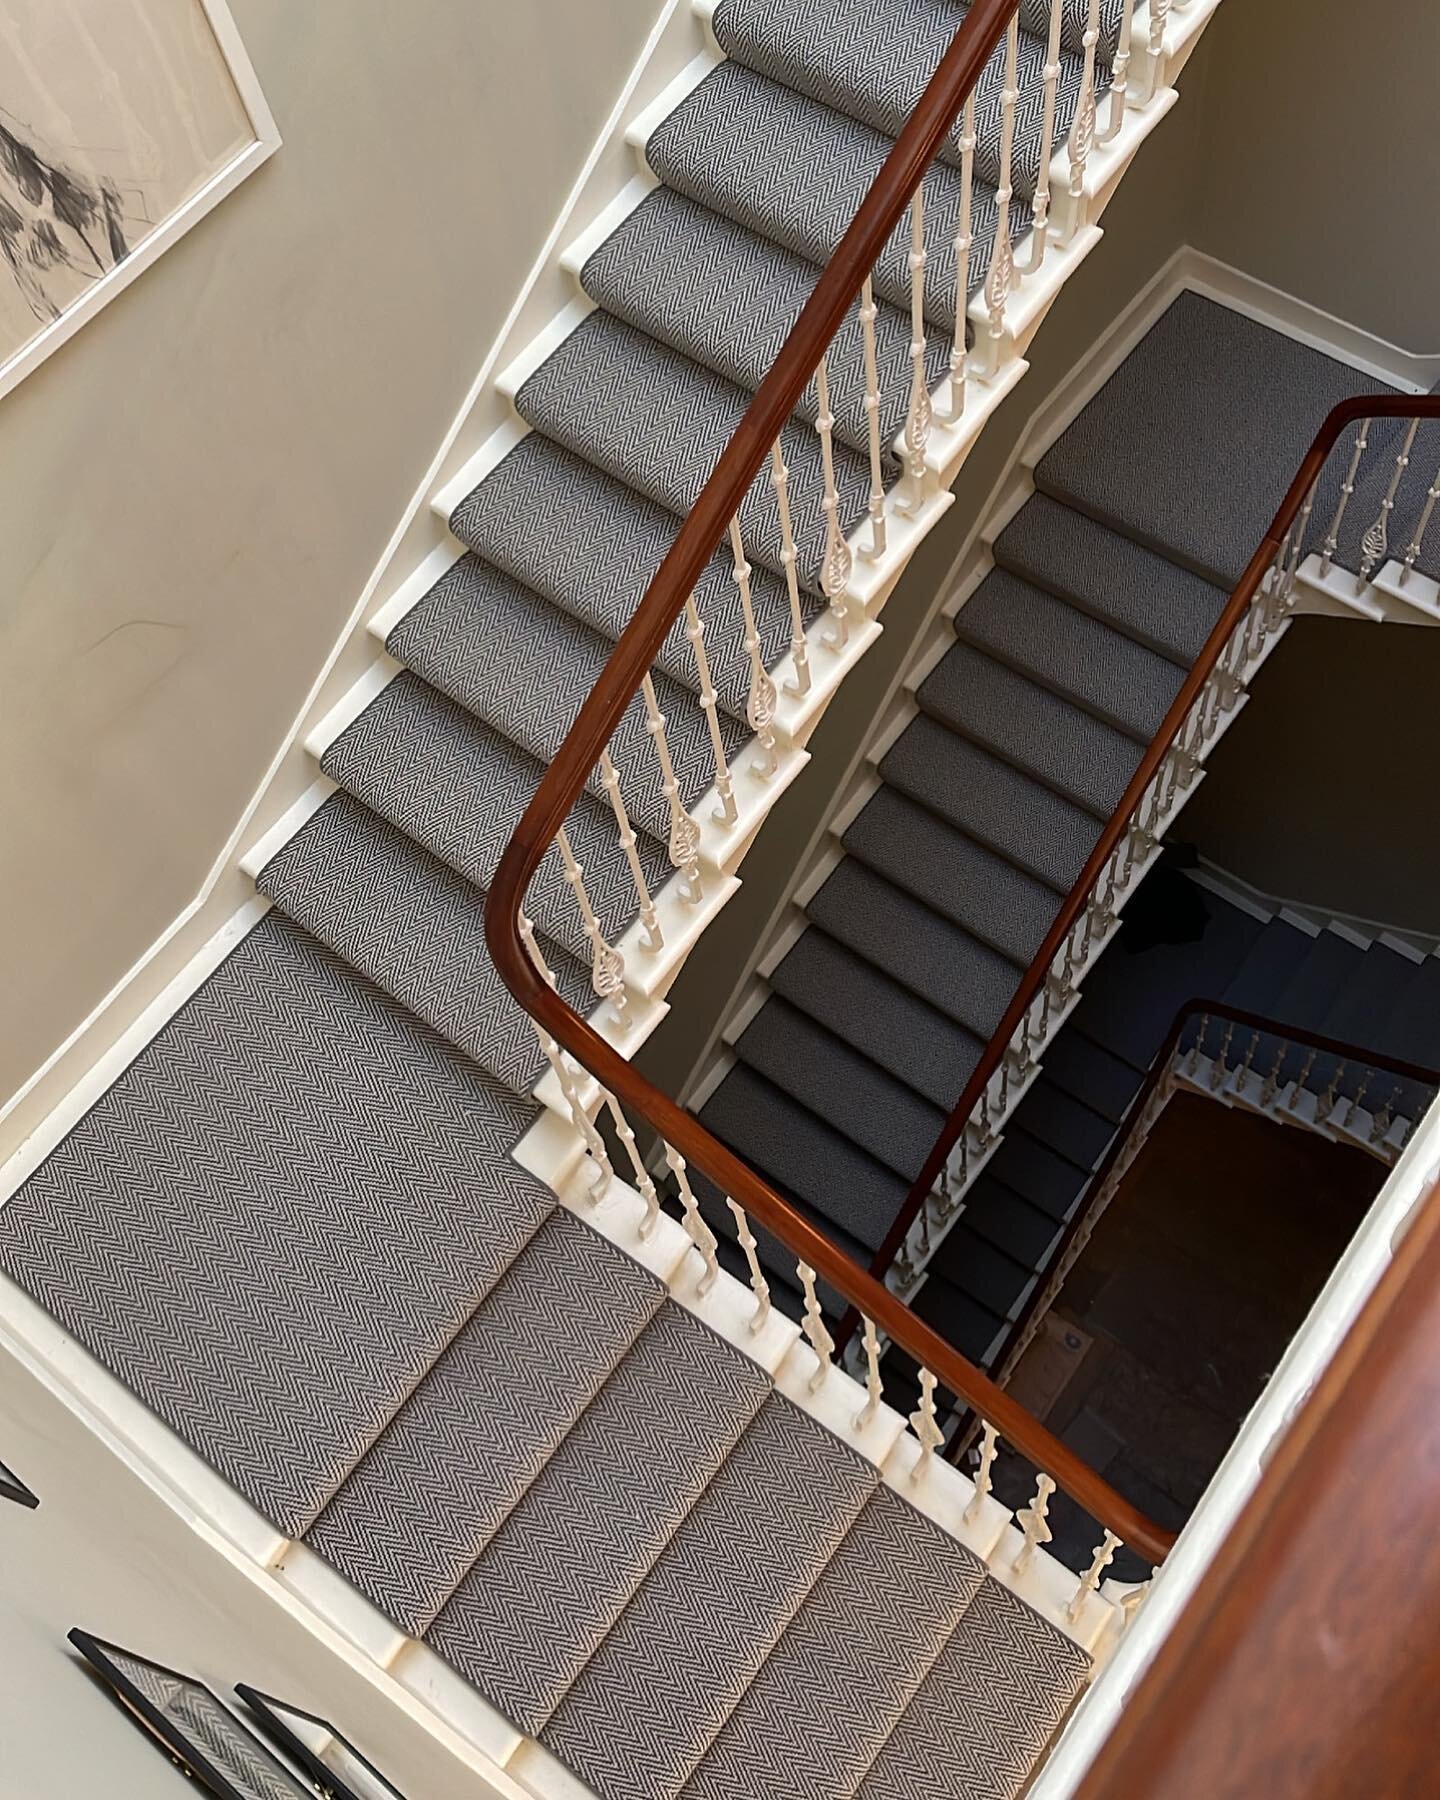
[0,0,279,400]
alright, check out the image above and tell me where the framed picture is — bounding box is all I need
[237,1685,408,1800]
[0,0,280,400]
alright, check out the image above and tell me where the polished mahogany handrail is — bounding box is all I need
[487,0,1178,1564]
[947,993,1440,1462]
[857,391,1440,1345]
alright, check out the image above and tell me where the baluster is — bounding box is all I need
[1067,1529,1122,1623]
[604,1089,659,1236]
[899,184,933,511]
[522,913,613,1195]
[1400,453,1440,584]
[855,1315,885,1428]
[933,1164,960,1225]
[982,16,1020,377]
[635,676,704,907]
[666,1146,719,1296]
[1370,1085,1401,1146]
[813,354,854,648]
[1186,1014,1210,1077]
[909,1369,945,1476]
[727,516,780,777]
[1237,1030,1259,1089]
[1319,419,1372,575]
[964,1420,1000,1524]
[943,92,978,423]
[1062,0,1101,244]
[726,1198,772,1332]
[597,751,662,953]
[1101,0,1135,142]
[1260,1041,1287,1107]
[684,594,738,828]
[797,1262,835,1389]
[769,441,812,696]
[857,277,888,559]
[1358,418,1421,589]
[1315,1061,1345,1125]
[556,826,629,1027]
[1289,1045,1319,1109]
[1013,1472,1057,1573]
[1145,0,1171,102]
[1209,1018,1235,1090]
[1342,1069,1372,1132]
[1025,0,1064,273]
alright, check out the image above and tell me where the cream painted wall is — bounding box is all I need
[0,0,659,1102]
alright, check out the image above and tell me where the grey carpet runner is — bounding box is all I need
[0,5,1103,1796]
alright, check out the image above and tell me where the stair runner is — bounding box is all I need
[0,4,1133,1796]
[697,290,1417,1355]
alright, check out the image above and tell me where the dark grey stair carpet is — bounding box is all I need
[1219,918,1316,1016]
[734,995,945,1180]
[909,1267,1004,1368]
[647,61,1021,332]
[856,1579,1090,1800]
[426,1303,770,1737]
[445,434,797,722]
[678,1485,987,1800]
[583,185,949,457]
[516,311,872,592]
[1270,928,1366,1035]
[386,566,745,840]
[931,1222,1034,1319]
[0,912,552,1537]
[1381,955,1440,1069]
[1041,1027,1146,1124]
[1036,292,1398,588]
[947,1175,1062,1271]
[769,924,985,1109]
[321,674,669,966]
[258,792,590,1099]
[1016,1074,1117,1171]
[304,1210,664,1637]
[542,1395,878,1800]
[985,1127,1090,1224]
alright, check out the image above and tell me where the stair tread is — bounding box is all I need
[881,712,1100,894]
[994,492,1231,665]
[699,1063,908,1253]
[928,1222,1034,1320]
[1382,956,1440,1069]
[806,857,1022,1042]
[648,61,1016,332]
[517,310,871,590]
[908,1267,1004,1368]
[584,184,948,457]
[0,911,554,1539]
[855,1579,1091,1799]
[712,0,1112,202]
[985,1127,1090,1224]
[769,925,985,1109]
[1036,291,1399,588]
[735,995,945,1181]
[426,1303,770,1737]
[1219,919,1317,1016]
[322,673,669,966]
[1320,942,1422,1053]
[1014,1074,1118,1172]
[305,1210,664,1637]
[919,639,1145,820]
[844,784,1061,967]
[446,433,794,720]
[1270,929,1367,1035]
[258,792,589,1098]
[942,1176,1062,1271]
[955,568,1188,742]
[1040,1027,1145,1125]
[543,1394,878,1800]
[388,561,747,836]
[679,1485,987,1800]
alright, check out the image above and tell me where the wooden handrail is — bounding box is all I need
[486,0,1179,1563]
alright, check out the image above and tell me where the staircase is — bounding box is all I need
[0,3,1231,1796]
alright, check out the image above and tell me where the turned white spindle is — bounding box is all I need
[1145,0,1171,102]
[855,1315,885,1428]
[683,594,739,827]
[899,185,933,511]
[982,17,1020,376]
[1068,1529,1122,1622]
[605,1089,660,1237]
[597,751,662,953]
[769,440,812,696]
[796,1262,835,1389]
[667,1146,719,1295]
[1013,1472,1057,1573]
[1358,418,1420,588]
[1063,0,1101,242]
[520,914,613,1190]
[1025,0,1064,273]
[727,516,780,777]
[727,1197,772,1332]
[1101,0,1135,143]
[944,92,978,423]
[857,277,889,560]
[1260,1041,1287,1108]
[555,826,629,1027]
[1370,1086,1401,1146]
[813,354,855,646]
[909,1369,945,1476]
[1343,1069,1373,1132]
[964,1420,1000,1524]
[638,674,703,904]
[1319,419,1372,575]
[1400,454,1440,584]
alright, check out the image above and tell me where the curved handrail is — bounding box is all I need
[487,0,1178,1564]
